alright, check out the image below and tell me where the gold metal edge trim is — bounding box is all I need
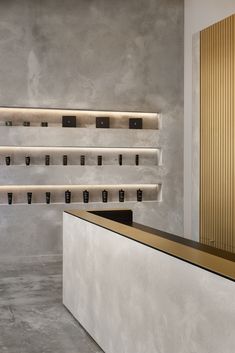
[65,210,235,281]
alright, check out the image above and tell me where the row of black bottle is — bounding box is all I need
[5,189,143,204]
[5,121,48,127]
[3,154,140,166]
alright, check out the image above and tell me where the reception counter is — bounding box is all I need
[63,209,235,353]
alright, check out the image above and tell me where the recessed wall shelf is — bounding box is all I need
[0,107,160,130]
[0,106,162,254]
[0,184,161,204]
[0,146,161,166]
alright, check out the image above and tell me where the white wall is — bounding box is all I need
[184,0,235,238]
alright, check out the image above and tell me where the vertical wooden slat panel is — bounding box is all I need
[200,15,235,253]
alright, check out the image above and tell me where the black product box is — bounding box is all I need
[129,118,143,129]
[96,117,110,128]
[62,116,77,128]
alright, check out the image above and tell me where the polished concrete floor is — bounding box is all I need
[0,259,103,353]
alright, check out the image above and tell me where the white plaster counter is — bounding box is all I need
[63,210,235,353]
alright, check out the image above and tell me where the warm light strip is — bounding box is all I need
[0,184,160,191]
[0,107,159,119]
[0,146,159,153]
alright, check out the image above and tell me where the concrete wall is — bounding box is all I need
[0,0,184,259]
[184,0,235,238]
[63,212,235,353]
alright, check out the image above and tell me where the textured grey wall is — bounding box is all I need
[0,0,184,258]
[0,0,184,111]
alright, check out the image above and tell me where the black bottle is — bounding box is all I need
[27,192,32,204]
[119,154,123,166]
[23,121,30,126]
[102,190,108,203]
[5,121,12,126]
[119,189,125,202]
[135,154,139,166]
[5,156,11,166]
[80,155,85,166]
[97,155,102,166]
[25,156,30,166]
[7,192,13,205]
[83,190,89,203]
[137,189,143,202]
[46,192,51,204]
[65,190,71,203]
[63,155,68,166]
[45,155,50,166]
[41,122,48,127]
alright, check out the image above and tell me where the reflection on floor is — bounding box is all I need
[0,259,103,353]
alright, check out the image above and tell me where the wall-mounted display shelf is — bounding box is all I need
[0,184,161,205]
[0,107,160,130]
[0,105,162,258]
[0,146,161,166]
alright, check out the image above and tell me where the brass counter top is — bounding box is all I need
[65,209,235,282]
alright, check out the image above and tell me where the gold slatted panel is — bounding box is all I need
[200,15,235,253]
